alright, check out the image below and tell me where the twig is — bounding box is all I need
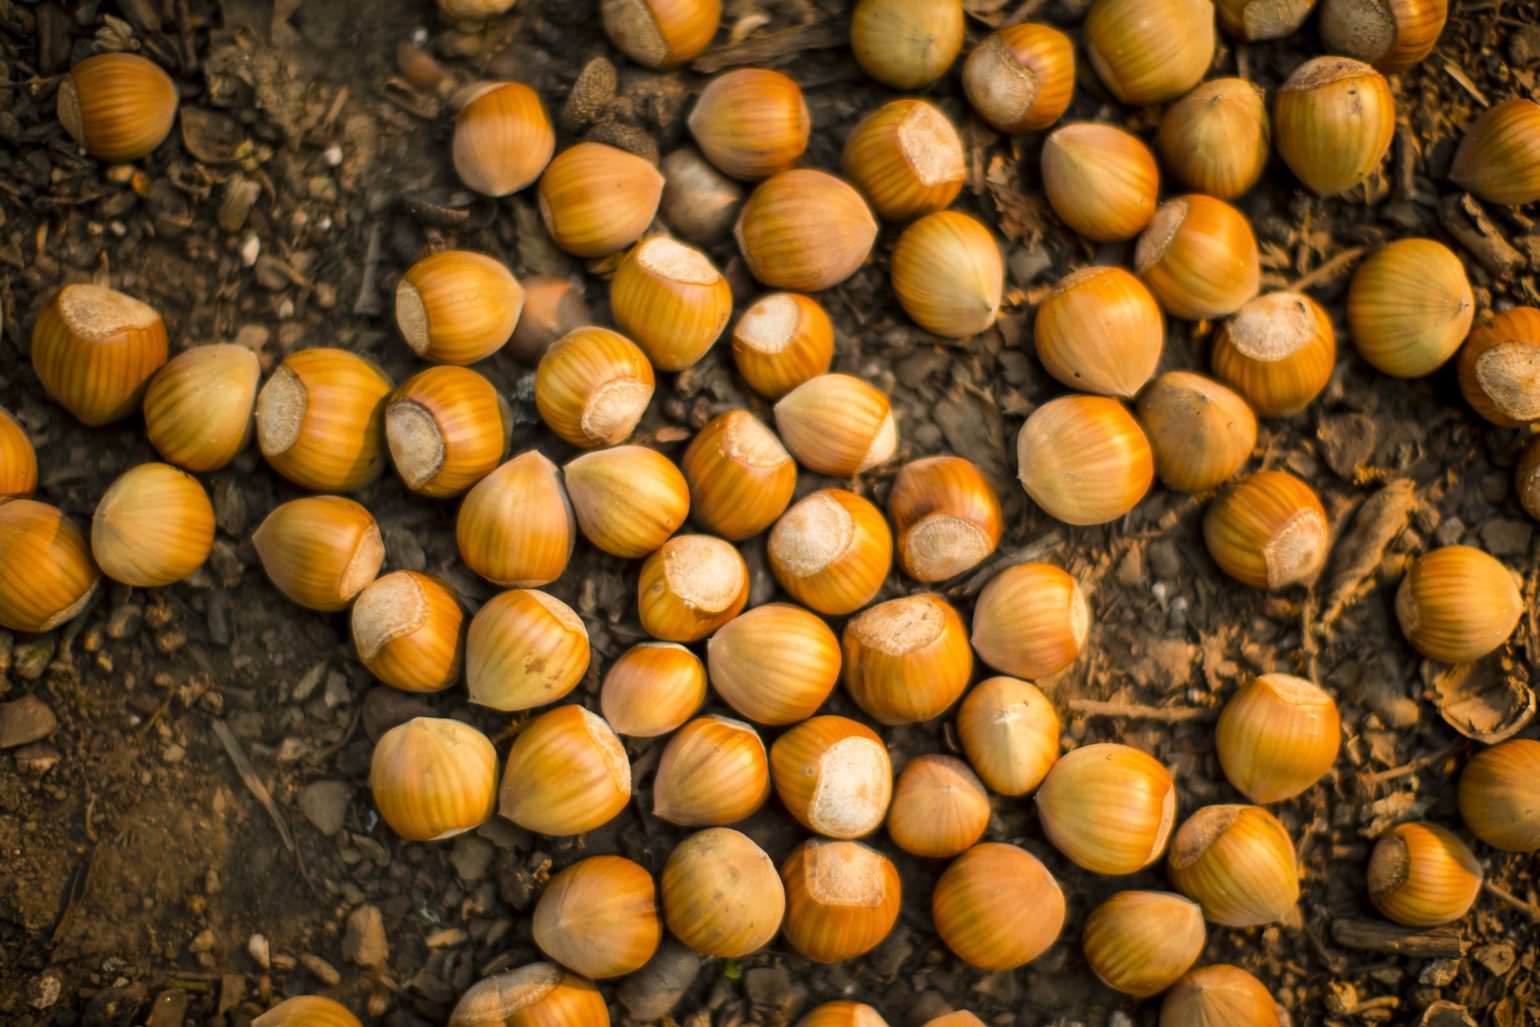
[352,221,384,317]
[1362,742,1460,786]
[1483,881,1540,922]
[1068,699,1217,723]
[211,718,312,890]
[1290,246,1367,292]
[1330,918,1467,957]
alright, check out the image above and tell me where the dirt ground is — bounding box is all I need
[1,0,1539,1024]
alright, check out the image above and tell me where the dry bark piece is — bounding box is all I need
[1331,918,1468,957]
[1321,478,1416,626]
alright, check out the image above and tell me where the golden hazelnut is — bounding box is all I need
[842,99,965,222]
[799,1002,889,1027]
[387,366,512,498]
[1457,739,1540,852]
[506,276,591,366]
[781,839,902,963]
[1203,470,1327,590]
[1167,804,1300,927]
[252,996,363,1027]
[1083,0,1216,105]
[843,593,973,725]
[1211,291,1336,417]
[890,211,1003,338]
[0,500,100,634]
[0,407,36,500]
[1319,0,1449,73]
[774,374,897,477]
[1016,395,1153,526]
[932,843,1065,970]
[351,571,464,693]
[599,642,707,737]
[1216,674,1340,804]
[661,827,785,957]
[849,0,965,89]
[1395,544,1522,664]
[395,250,524,365]
[1368,821,1482,927]
[956,676,1061,797]
[255,348,393,493]
[252,496,383,612]
[887,754,990,859]
[564,445,689,558]
[538,142,665,258]
[1137,372,1258,494]
[1035,742,1177,875]
[771,715,893,838]
[1156,78,1271,200]
[768,489,893,616]
[1449,98,1540,206]
[451,82,555,197]
[456,451,576,588]
[961,24,1075,134]
[637,533,749,641]
[653,714,771,826]
[371,717,498,841]
[498,704,632,836]
[1135,195,1261,320]
[1034,266,1164,399]
[1160,965,1282,1027]
[688,68,810,180]
[1215,0,1313,39]
[731,292,836,400]
[57,52,177,161]
[888,456,1002,582]
[1348,238,1474,378]
[32,283,168,427]
[1457,307,1540,426]
[660,147,745,245]
[534,326,656,449]
[971,563,1089,680]
[91,462,215,587]
[610,237,733,371]
[465,589,589,712]
[1041,124,1160,243]
[447,964,608,1027]
[601,0,721,69]
[682,410,797,541]
[707,603,841,725]
[1083,891,1206,997]
[142,344,261,472]
[1273,57,1396,196]
[533,855,660,979]
[736,169,878,292]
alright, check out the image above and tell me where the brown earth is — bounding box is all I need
[1,0,1540,1024]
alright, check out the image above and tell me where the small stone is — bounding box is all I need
[0,696,58,748]
[450,835,494,882]
[617,939,701,1022]
[322,671,351,708]
[292,662,327,702]
[215,974,245,1017]
[247,933,271,970]
[300,953,341,985]
[342,904,389,967]
[144,989,189,1027]
[1479,519,1532,557]
[28,974,61,1010]
[12,640,53,680]
[298,780,352,836]
[162,744,186,764]
[14,743,60,776]
[1419,960,1460,988]
[743,967,792,1010]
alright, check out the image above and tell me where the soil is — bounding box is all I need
[1,0,1539,1025]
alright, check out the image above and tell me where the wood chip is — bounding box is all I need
[1331,918,1468,957]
